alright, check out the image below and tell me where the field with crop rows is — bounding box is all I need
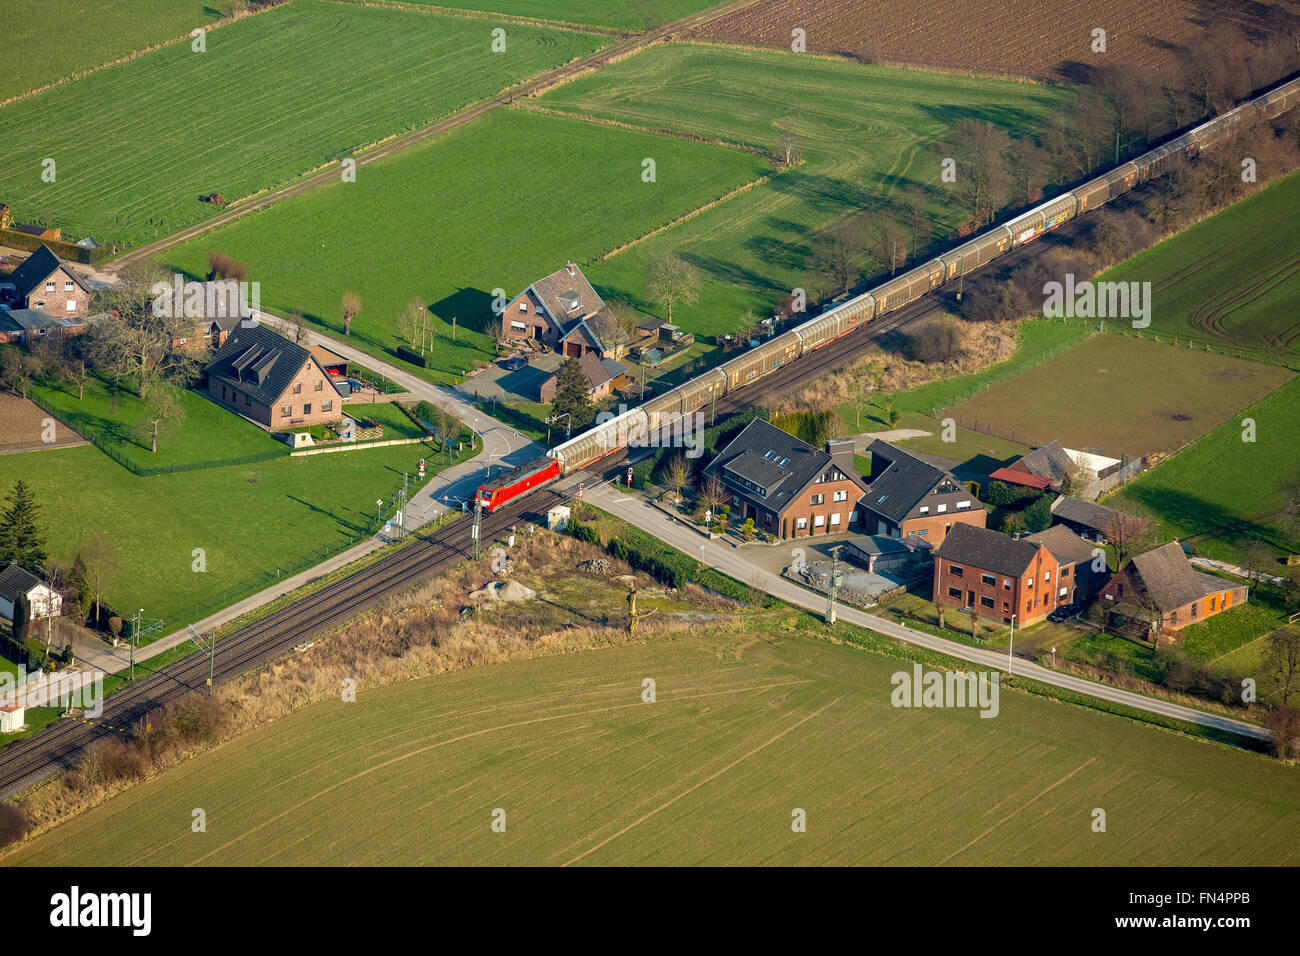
[691,0,1215,79]
[538,43,1071,337]
[8,625,1298,865]
[0,0,604,249]
[158,107,769,383]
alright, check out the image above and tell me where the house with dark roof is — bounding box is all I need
[3,245,91,318]
[1099,541,1247,637]
[499,262,625,359]
[1024,524,1105,605]
[0,563,62,625]
[538,352,627,404]
[1050,494,1146,543]
[858,440,986,545]
[932,523,1063,626]
[0,307,91,344]
[702,419,868,539]
[206,322,342,429]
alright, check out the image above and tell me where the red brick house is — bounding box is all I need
[206,322,342,429]
[1023,523,1105,606]
[932,522,1063,626]
[499,262,625,358]
[858,440,986,545]
[703,420,868,539]
[4,245,91,318]
[1099,541,1248,637]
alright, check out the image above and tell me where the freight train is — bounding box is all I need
[519,76,1297,479]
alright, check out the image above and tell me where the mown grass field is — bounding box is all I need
[8,624,1298,866]
[1101,171,1300,359]
[1110,376,1300,564]
[536,43,1073,337]
[159,108,768,383]
[0,434,469,632]
[0,0,603,248]
[394,0,721,29]
[950,334,1292,458]
[0,0,215,101]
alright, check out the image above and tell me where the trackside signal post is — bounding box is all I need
[826,545,844,626]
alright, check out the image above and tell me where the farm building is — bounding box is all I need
[1099,541,1248,637]
[499,262,627,359]
[931,523,1065,627]
[2,245,92,318]
[0,563,62,625]
[703,420,868,540]
[1023,524,1105,605]
[9,224,60,241]
[857,440,986,545]
[1009,440,1124,494]
[0,308,90,344]
[843,534,933,573]
[206,322,342,429]
[538,352,627,403]
[1050,495,1146,543]
[0,703,24,734]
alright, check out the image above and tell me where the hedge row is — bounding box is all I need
[395,345,426,368]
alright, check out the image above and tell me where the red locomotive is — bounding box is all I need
[475,455,562,513]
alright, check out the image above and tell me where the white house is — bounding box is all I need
[0,563,61,625]
[0,703,24,733]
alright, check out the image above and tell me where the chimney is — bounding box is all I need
[826,438,855,475]
[566,262,576,276]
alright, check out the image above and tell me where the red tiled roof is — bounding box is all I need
[989,467,1052,490]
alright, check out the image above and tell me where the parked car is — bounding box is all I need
[1047,604,1081,623]
[500,356,527,371]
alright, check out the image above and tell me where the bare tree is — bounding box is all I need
[134,379,186,454]
[1104,511,1154,570]
[1264,626,1300,708]
[1008,141,1047,206]
[899,187,932,264]
[940,119,1013,225]
[774,116,801,168]
[1241,542,1276,584]
[287,309,309,345]
[0,348,38,399]
[809,217,870,295]
[862,212,906,273]
[78,530,118,627]
[647,254,699,325]
[341,291,362,337]
[93,260,194,398]
[665,453,689,504]
[699,475,726,516]
[67,358,93,401]
[398,297,430,356]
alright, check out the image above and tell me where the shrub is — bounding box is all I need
[1023,494,1054,532]
[568,521,600,546]
[897,319,964,363]
[0,803,30,848]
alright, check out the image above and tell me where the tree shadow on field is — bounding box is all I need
[677,251,785,296]
[1119,485,1295,553]
[430,287,494,336]
[764,171,873,215]
[286,494,372,535]
[745,233,809,274]
[917,102,1061,135]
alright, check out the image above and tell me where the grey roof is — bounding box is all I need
[1050,494,1136,534]
[1016,440,1075,482]
[1126,541,1211,612]
[847,534,932,557]
[1024,524,1096,566]
[0,308,58,332]
[599,357,625,380]
[208,322,335,408]
[706,418,863,508]
[9,245,82,301]
[0,563,43,602]
[935,522,1044,578]
[860,440,965,523]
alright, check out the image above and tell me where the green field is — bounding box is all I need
[536,44,1072,336]
[159,108,768,383]
[950,333,1292,458]
[1110,376,1300,563]
[0,0,603,248]
[29,375,284,472]
[0,0,215,101]
[0,434,469,632]
[8,624,1298,865]
[1101,171,1300,360]
[394,0,720,29]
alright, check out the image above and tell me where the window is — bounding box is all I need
[510,320,527,332]
[957,500,971,509]
[830,513,841,526]
[1210,596,1217,612]
[322,400,333,412]
[833,490,848,502]
[981,573,996,587]
[810,493,824,505]
[45,280,55,292]
[919,506,929,515]
[814,515,825,527]
[1044,570,1051,581]
[293,383,302,394]
[315,380,323,391]
[980,595,995,609]
[949,564,963,577]
[1059,586,1067,597]
[244,395,251,406]
[1025,600,1032,613]
[66,299,77,312]
[796,517,807,530]
[281,405,291,416]
[64,280,74,291]
[1003,579,1011,590]
[518,301,527,311]
[948,586,962,599]
[1061,566,1071,578]
[936,503,947,512]
[1002,601,1009,611]
[1026,578,1033,588]
[304,403,312,415]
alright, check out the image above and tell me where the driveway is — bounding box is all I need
[467,352,561,403]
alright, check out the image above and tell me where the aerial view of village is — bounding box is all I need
[1,0,1298,920]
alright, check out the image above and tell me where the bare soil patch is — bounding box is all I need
[0,394,86,453]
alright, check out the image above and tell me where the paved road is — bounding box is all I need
[586,483,1271,743]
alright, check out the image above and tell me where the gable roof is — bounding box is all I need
[208,322,335,408]
[530,263,605,325]
[706,418,861,508]
[1050,495,1135,534]
[1015,440,1076,482]
[559,316,606,354]
[1125,541,1211,612]
[9,246,83,300]
[988,466,1053,490]
[860,440,967,523]
[0,563,43,602]
[1024,524,1096,566]
[934,522,1046,578]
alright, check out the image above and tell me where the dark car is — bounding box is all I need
[501,356,527,371]
[1047,604,1081,623]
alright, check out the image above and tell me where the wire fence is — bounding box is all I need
[1101,326,1300,371]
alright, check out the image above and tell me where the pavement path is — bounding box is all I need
[586,482,1270,742]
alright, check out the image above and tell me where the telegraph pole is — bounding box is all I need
[826,545,844,626]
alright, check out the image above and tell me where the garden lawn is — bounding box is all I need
[159,108,768,384]
[29,374,283,472]
[0,0,214,101]
[0,437,469,632]
[536,43,1073,337]
[0,0,604,247]
[1109,376,1300,563]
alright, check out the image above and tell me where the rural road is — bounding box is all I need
[585,483,1271,743]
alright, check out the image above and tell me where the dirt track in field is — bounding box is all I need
[0,393,86,454]
[690,0,1279,81]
